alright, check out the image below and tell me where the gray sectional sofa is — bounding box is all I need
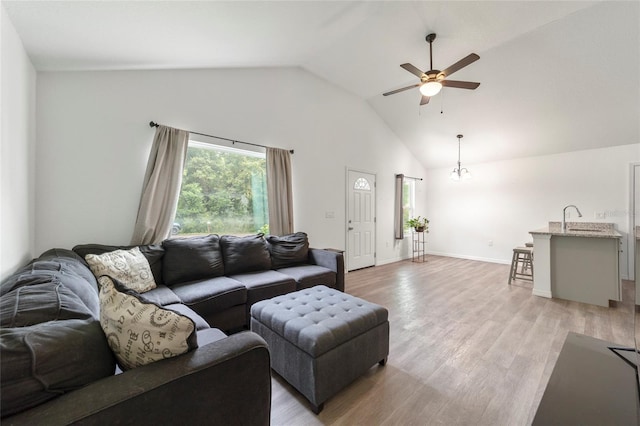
[74,232,344,332]
[0,232,344,424]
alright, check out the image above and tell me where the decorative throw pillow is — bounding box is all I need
[162,235,224,285]
[85,247,156,293]
[266,232,310,269]
[73,243,165,286]
[98,276,197,370]
[220,234,271,275]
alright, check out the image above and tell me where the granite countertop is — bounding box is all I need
[530,222,622,239]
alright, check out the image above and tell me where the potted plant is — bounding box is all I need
[407,216,429,233]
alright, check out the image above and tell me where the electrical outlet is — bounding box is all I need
[325,211,335,219]
[488,240,493,247]
[595,212,605,219]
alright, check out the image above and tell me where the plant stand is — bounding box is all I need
[412,231,426,263]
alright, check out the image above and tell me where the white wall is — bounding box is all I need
[425,143,640,279]
[35,67,426,265]
[27,64,640,276]
[1,6,36,279]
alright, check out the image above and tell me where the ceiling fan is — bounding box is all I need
[383,33,480,106]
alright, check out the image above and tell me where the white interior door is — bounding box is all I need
[630,163,639,280]
[347,170,376,271]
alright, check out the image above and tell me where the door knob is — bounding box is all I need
[348,227,354,231]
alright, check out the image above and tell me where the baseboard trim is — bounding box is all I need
[424,251,511,265]
[376,256,405,266]
[532,288,552,298]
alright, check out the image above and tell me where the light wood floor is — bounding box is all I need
[270,255,636,425]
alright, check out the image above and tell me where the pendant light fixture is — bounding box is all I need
[450,134,471,181]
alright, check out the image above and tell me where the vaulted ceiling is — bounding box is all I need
[4,1,638,168]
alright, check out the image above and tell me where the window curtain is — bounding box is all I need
[266,147,293,236]
[394,174,404,240]
[131,125,189,245]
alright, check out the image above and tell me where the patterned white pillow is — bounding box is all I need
[98,276,197,370]
[86,247,156,293]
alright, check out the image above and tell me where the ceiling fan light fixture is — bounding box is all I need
[419,81,442,97]
[382,33,480,105]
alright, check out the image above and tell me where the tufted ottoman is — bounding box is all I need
[250,285,389,413]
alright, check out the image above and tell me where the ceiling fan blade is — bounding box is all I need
[383,83,420,96]
[420,95,430,106]
[400,63,425,78]
[441,80,480,90]
[441,53,480,77]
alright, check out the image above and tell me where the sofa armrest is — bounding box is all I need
[308,248,345,292]
[3,332,271,426]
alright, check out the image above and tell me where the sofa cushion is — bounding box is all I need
[28,249,100,296]
[0,319,116,418]
[220,234,271,275]
[141,285,182,306]
[230,270,297,306]
[163,303,210,331]
[162,235,224,285]
[195,327,228,346]
[98,276,197,370]
[73,244,165,286]
[1,250,101,316]
[170,276,247,318]
[276,265,337,290]
[85,247,156,293]
[266,232,309,269]
[0,281,94,328]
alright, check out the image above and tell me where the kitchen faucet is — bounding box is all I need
[562,204,582,232]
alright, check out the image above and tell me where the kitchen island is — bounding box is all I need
[529,222,622,307]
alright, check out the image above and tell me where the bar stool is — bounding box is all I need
[508,246,534,284]
[523,242,533,271]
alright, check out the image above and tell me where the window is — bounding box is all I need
[174,141,268,236]
[354,177,371,190]
[403,179,416,230]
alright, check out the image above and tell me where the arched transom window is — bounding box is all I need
[354,177,371,191]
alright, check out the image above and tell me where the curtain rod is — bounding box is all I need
[149,121,294,154]
[404,175,423,181]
